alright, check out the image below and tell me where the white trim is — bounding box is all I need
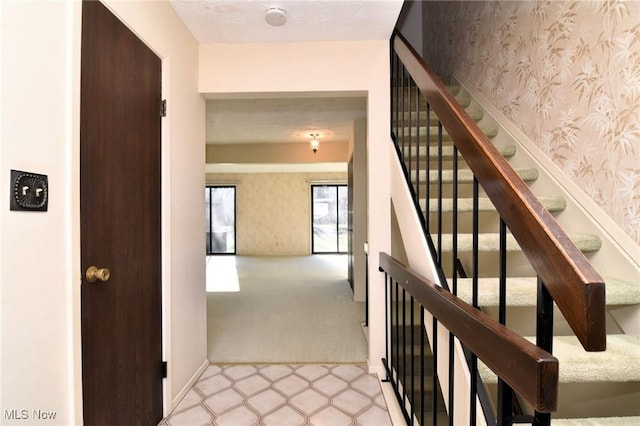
[67,1,83,423]
[161,56,173,418]
[378,375,406,426]
[169,359,209,413]
[454,73,640,268]
[206,162,347,174]
[362,362,407,425]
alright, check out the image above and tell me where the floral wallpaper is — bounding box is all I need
[207,172,347,255]
[423,0,640,244]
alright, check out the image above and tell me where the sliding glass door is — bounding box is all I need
[311,184,348,254]
[205,186,236,255]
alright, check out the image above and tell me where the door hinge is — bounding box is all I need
[160,99,167,117]
[161,361,168,378]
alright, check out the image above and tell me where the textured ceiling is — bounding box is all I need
[170,0,402,167]
[170,0,403,44]
[206,96,367,144]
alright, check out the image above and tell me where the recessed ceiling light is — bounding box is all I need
[265,6,287,27]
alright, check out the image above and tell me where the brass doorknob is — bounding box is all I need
[86,266,111,283]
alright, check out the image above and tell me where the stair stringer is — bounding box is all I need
[453,73,640,335]
[390,147,488,426]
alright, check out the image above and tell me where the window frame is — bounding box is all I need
[311,184,348,254]
[205,185,237,255]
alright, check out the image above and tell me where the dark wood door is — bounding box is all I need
[80,1,163,424]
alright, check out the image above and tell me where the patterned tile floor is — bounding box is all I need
[159,364,393,426]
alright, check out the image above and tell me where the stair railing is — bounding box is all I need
[386,31,607,425]
[379,253,558,425]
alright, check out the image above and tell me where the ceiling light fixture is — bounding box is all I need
[265,6,287,27]
[310,133,320,154]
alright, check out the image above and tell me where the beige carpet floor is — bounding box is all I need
[206,255,368,364]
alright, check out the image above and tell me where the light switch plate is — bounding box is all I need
[10,169,48,211]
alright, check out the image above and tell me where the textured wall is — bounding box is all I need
[423,0,640,244]
[207,172,347,255]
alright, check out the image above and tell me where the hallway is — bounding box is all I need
[159,255,398,425]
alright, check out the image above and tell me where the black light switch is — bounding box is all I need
[10,170,48,211]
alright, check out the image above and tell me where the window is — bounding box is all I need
[205,186,236,255]
[311,184,348,254]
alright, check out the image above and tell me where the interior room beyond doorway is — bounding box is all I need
[206,255,367,364]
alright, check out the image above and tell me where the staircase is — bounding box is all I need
[403,82,640,425]
[395,79,640,424]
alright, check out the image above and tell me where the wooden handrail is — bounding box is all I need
[380,253,558,412]
[393,31,606,351]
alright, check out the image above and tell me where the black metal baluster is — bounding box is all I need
[534,279,553,426]
[437,121,443,266]
[448,335,455,426]
[365,252,369,327]
[387,277,396,383]
[470,177,480,425]
[441,118,454,426]
[390,52,396,141]
[394,53,399,142]
[407,78,412,180]
[499,219,508,324]
[497,218,514,425]
[402,288,407,410]
[402,66,407,161]
[384,271,390,373]
[433,318,439,426]
[472,177,479,307]
[426,103,431,234]
[420,306,425,426]
[452,146,459,296]
[395,280,400,386]
[410,295,415,426]
[415,84,421,208]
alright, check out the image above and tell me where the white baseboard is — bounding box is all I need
[379,378,407,426]
[170,359,209,413]
[369,362,406,426]
[454,73,640,271]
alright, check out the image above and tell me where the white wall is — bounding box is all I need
[0,0,207,423]
[352,119,369,302]
[1,1,81,424]
[199,40,393,373]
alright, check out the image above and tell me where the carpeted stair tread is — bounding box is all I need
[435,232,602,253]
[420,196,566,214]
[455,92,471,107]
[398,123,499,140]
[551,417,640,425]
[396,84,460,96]
[447,85,460,96]
[399,89,471,108]
[416,167,539,184]
[392,83,471,106]
[455,277,640,307]
[403,144,514,160]
[479,335,640,384]
[395,107,484,125]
